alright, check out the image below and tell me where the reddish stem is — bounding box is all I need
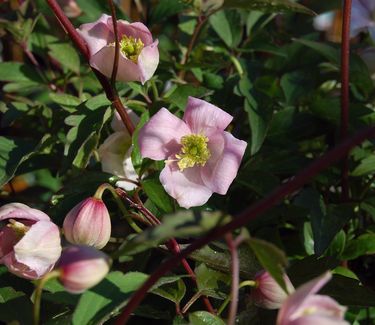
[225,234,239,325]
[46,0,135,135]
[115,125,375,324]
[108,0,120,86]
[340,0,352,201]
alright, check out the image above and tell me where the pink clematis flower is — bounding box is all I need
[277,272,349,325]
[351,0,375,40]
[251,270,295,309]
[0,203,62,280]
[77,14,159,84]
[98,111,140,191]
[139,97,247,208]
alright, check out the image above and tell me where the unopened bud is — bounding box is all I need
[57,245,110,293]
[63,198,111,249]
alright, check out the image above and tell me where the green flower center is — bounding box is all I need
[176,134,211,171]
[7,219,29,239]
[119,35,144,63]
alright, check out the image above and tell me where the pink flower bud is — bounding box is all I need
[57,245,110,293]
[63,198,111,249]
[251,271,295,309]
[277,272,349,325]
[77,14,159,84]
[0,203,62,279]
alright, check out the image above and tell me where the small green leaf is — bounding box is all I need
[164,85,208,110]
[0,62,42,83]
[152,278,186,304]
[189,311,226,325]
[209,11,233,47]
[48,42,80,74]
[195,264,230,299]
[342,234,375,260]
[142,177,175,213]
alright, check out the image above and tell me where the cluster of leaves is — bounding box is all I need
[2,0,375,324]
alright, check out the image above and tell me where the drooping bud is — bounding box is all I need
[63,198,111,249]
[57,245,110,294]
[251,270,295,309]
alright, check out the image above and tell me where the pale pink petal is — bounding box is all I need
[201,132,247,195]
[137,40,159,84]
[111,110,140,133]
[0,203,50,222]
[351,0,374,37]
[277,272,332,325]
[13,221,62,278]
[90,45,143,82]
[114,147,139,191]
[76,14,114,55]
[1,254,40,280]
[117,21,154,45]
[359,0,375,13]
[183,97,233,136]
[160,163,213,208]
[139,108,190,160]
[289,315,349,325]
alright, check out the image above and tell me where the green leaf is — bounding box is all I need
[223,0,315,15]
[116,211,225,257]
[195,264,230,299]
[247,237,288,292]
[352,155,375,176]
[152,278,186,304]
[48,42,80,74]
[0,287,33,323]
[0,62,43,83]
[131,111,149,173]
[164,85,208,110]
[72,272,148,325]
[294,38,339,64]
[142,177,175,213]
[209,11,233,47]
[49,93,82,108]
[342,234,375,260]
[0,136,37,187]
[189,311,226,325]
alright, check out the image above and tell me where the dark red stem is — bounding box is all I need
[46,0,135,135]
[108,0,120,86]
[340,0,352,201]
[115,125,375,324]
[225,233,239,325]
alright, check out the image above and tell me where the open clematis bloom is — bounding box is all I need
[77,14,159,84]
[351,0,375,40]
[251,270,295,309]
[0,203,62,279]
[98,111,139,191]
[277,272,349,325]
[139,97,247,208]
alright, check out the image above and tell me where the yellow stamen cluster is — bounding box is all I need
[119,35,144,63]
[176,134,211,171]
[7,219,29,238]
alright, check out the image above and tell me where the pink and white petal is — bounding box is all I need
[115,147,139,191]
[111,110,140,133]
[183,97,233,135]
[76,14,114,55]
[139,108,190,160]
[117,21,154,45]
[13,221,62,278]
[0,203,50,222]
[0,226,19,259]
[137,40,159,84]
[289,315,349,325]
[160,164,213,209]
[201,132,247,195]
[277,272,332,325]
[1,253,41,280]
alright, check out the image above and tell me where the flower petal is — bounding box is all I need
[160,163,213,208]
[12,221,62,278]
[277,272,332,325]
[351,0,373,37]
[183,97,233,136]
[117,21,154,45]
[0,226,19,259]
[77,14,114,55]
[201,132,247,195]
[89,45,143,82]
[289,315,349,325]
[0,203,50,222]
[137,40,159,84]
[139,108,190,160]
[114,147,139,191]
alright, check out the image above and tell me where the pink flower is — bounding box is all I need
[277,272,349,325]
[139,97,247,208]
[57,245,110,293]
[98,111,140,191]
[351,0,375,40]
[251,271,295,309]
[0,203,62,279]
[77,14,159,84]
[63,198,111,249]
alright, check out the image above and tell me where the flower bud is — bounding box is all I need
[57,245,110,293]
[0,203,62,279]
[251,270,295,309]
[63,198,111,249]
